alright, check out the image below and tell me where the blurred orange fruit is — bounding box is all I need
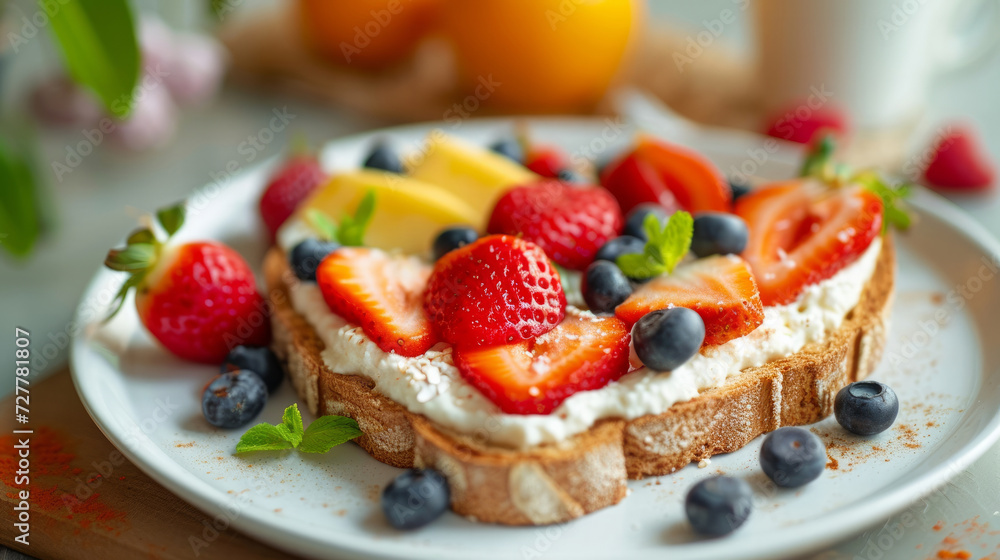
[298,0,442,70]
[437,0,642,113]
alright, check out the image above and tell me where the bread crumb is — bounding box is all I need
[697,458,711,468]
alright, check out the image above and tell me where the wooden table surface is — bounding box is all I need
[0,369,294,560]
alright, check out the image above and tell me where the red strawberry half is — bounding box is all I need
[615,255,764,346]
[424,235,566,348]
[601,137,730,214]
[736,181,883,306]
[259,155,326,241]
[317,247,438,357]
[488,180,623,270]
[922,125,996,192]
[454,311,631,415]
[105,205,271,364]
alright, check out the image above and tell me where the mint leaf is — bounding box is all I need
[617,211,693,279]
[306,209,339,241]
[47,0,140,119]
[304,190,377,246]
[275,404,304,447]
[235,423,295,453]
[657,211,693,273]
[337,189,376,246]
[298,415,362,454]
[855,171,913,233]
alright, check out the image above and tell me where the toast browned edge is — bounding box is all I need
[264,236,895,526]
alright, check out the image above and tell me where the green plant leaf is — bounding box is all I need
[275,404,305,448]
[337,189,376,246]
[156,204,186,237]
[799,134,837,179]
[306,209,338,241]
[298,415,362,454]
[0,141,41,258]
[47,0,140,119]
[617,211,693,279]
[854,171,914,233]
[235,423,295,453]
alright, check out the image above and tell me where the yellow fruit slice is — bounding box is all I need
[406,132,537,226]
[297,169,479,256]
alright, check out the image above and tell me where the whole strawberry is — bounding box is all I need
[424,235,566,348]
[105,204,271,364]
[487,180,623,270]
[922,125,996,192]
[258,154,326,241]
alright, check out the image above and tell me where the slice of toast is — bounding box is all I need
[264,237,894,526]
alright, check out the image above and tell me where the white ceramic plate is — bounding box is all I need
[70,118,1000,560]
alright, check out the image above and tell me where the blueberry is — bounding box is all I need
[729,180,752,202]
[633,308,705,371]
[691,213,750,258]
[583,261,633,314]
[290,238,340,281]
[489,137,523,164]
[685,476,753,536]
[624,203,671,240]
[363,141,403,173]
[557,168,587,184]
[834,381,899,436]
[759,427,826,488]
[432,227,478,261]
[595,235,645,264]
[381,469,450,530]
[202,371,268,429]
[222,345,284,394]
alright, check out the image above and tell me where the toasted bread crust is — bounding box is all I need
[265,237,894,525]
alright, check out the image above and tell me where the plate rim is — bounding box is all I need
[70,117,1000,560]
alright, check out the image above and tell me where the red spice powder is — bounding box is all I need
[933,521,945,531]
[0,427,128,533]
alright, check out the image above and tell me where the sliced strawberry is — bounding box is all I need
[922,125,996,192]
[736,182,883,306]
[764,104,850,145]
[600,151,681,215]
[259,155,326,242]
[453,312,631,415]
[615,255,764,346]
[632,136,731,213]
[316,247,438,357]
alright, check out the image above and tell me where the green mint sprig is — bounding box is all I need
[616,211,693,280]
[235,404,361,454]
[854,171,914,233]
[305,188,376,246]
[799,135,913,234]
